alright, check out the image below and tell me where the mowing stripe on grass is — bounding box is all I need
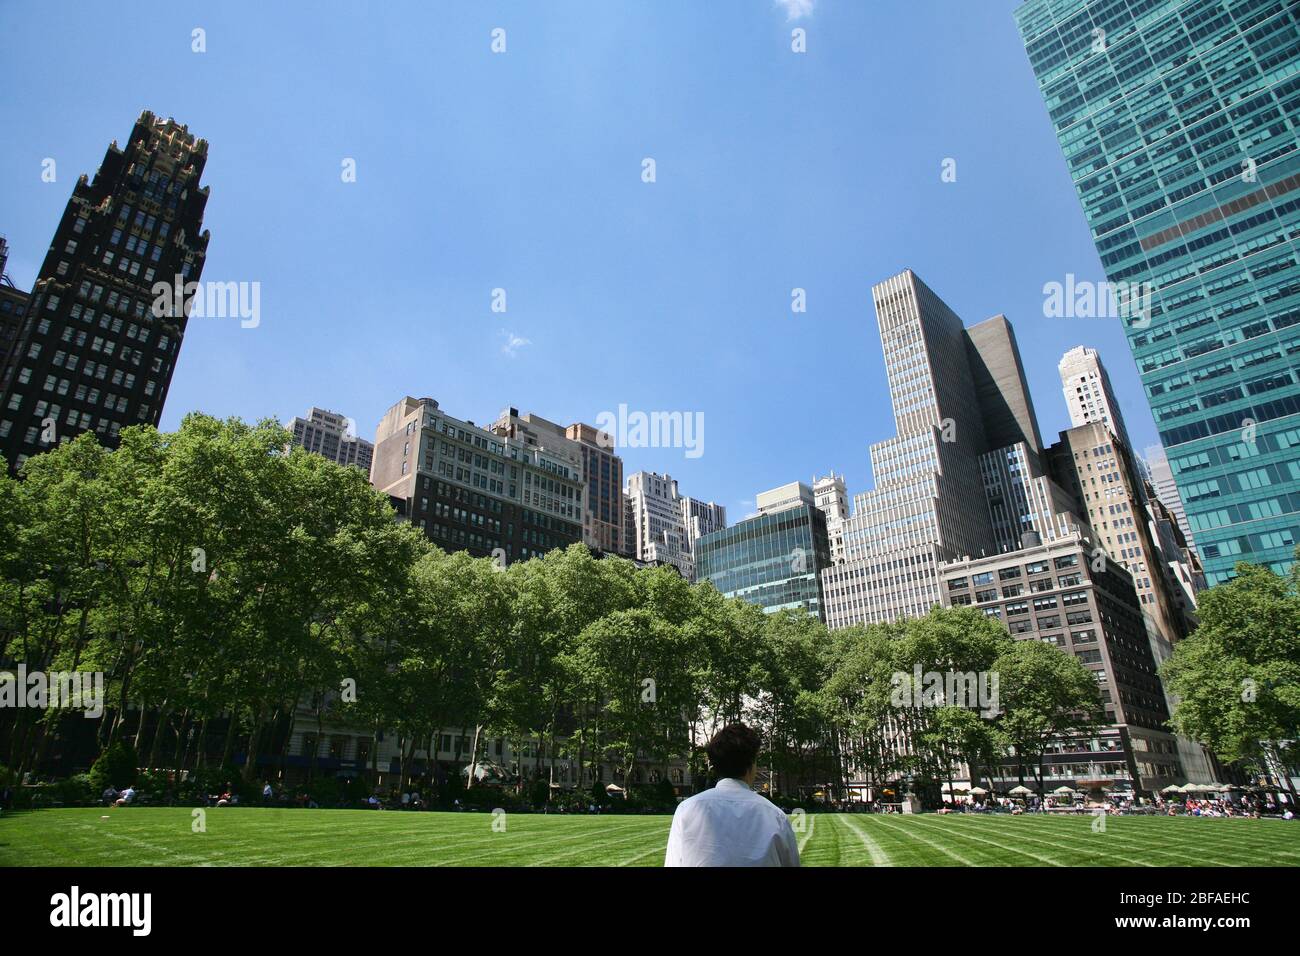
[867,813,978,866]
[835,813,892,866]
[1115,819,1287,860]
[908,817,1066,866]
[526,823,668,867]
[6,809,1299,867]
[998,817,1243,867]
[963,817,1154,867]
[1013,818,1236,866]
[616,843,668,867]
[75,823,215,866]
[434,819,653,866]
[798,813,816,855]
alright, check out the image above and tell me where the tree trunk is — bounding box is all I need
[220,712,238,769]
[172,710,190,772]
[193,716,210,770]
[242,710,266,782]
[466,723,482,791]
[146,700,171,770]
[278,710,296,781]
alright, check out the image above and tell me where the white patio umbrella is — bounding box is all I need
[1161,784,1184,794]
[1053,786,1077,795]
[969,787,989,795]
[1009,785,1034,795]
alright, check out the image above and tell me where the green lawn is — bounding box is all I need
[2,808,1297,867]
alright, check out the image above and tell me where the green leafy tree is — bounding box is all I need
[996,638,1103,794]
[1161,554,1300,800]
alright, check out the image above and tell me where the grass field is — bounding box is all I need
[3,808,1299,867]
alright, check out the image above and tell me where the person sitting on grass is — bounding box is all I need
[664,722,799,868]
[113,786,136,808]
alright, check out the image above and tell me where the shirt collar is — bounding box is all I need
[716,777,752,791]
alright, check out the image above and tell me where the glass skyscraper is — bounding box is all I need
[695,499,831,618]
[1018,0,1300,584]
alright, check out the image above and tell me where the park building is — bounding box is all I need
[1019,0,1300,586]
[1047,422,1195,647]
[695,481,832,619]
[0,112,210,474]
[565,421,630,556]
[275,719,694,798]
[812,471,849,564]
[288,407,373,471]
[1145,445,1198,551]
[1059,345,1133,454]
[821,272,1074,629]
[623,470,726,581]
[816,268,1213,799]
[0,237,29,381]
[940,531,1197,794]
[1145,485,1206,618]
[371,395,584,562]
[490,408,631,557]
[285,398,687,796]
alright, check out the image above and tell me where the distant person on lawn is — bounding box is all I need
[664,723,799,867]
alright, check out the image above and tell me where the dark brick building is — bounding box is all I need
[942,532,1184,794]
[0,111,210,472]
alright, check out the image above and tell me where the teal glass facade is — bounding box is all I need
[1018,0,1300,584]
[695,505,831,618]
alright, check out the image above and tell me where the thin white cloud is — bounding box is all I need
[500,329,532,358]
[775,0,814,21]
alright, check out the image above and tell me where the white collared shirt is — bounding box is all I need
[664,777,800,867]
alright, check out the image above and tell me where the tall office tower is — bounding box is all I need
[966,315,1094,552]
[965,314,1045,451]
[822,271,1076,628]
[0,112,210,473]
[980,441,1091,553]
[681,494,727,561]
[812,472,849,564]
[1146,479,1206,614]
[289,407,373,471]
[941,533,1188,792]
[372,396,583,562]
[1048,422,1192,644]
[565,422,627,555]
[624,471,697,579]
[1058,345,1133,451]
[1018,0,1300,584]
[1144,444,1197,548]
[696,482,831,618]
[0,237,29,380]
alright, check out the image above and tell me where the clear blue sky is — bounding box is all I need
[0,0,1148,518]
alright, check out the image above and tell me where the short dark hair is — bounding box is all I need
[706,723,761,779]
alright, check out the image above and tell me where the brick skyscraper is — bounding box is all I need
[0,111,210,472]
